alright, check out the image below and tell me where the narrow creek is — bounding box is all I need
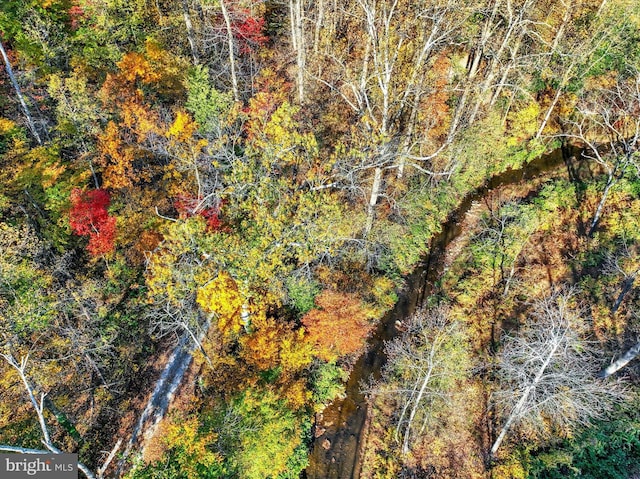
[306,144,583,479]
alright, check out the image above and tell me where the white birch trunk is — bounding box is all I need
[0,41,42,144]
[491,330,563,456]
[219,0,239,101]
[365,166,383,235]
[181,0,199,64]
[536,81,564,139]
[600,341,640,378]
[588,170,615,236]
[313,0,324,54]
[295,0,305,103]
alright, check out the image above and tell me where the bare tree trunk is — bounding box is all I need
[536,83,564,139]
[597,0,609,16]
[501,89,516,125]
[489,31,525,107]
[289,0,297,51]
[551,0,572,54]
[600,341,640,378]
[97,438,122,479]
[365,166,383,235]
[536,56,583,139]
[313,0,324,54]
[611,274,637,314]
[467,47,482,80]
[502,261,517,297]
[181,320,213,368]
[0,41,42,144]
[181,0,199,64]
[491,390,526,456]
[449,79,473,136]
[468,0,502,80]
[588,170,614,237]
[290,0,305,103]
[219,0,239,101]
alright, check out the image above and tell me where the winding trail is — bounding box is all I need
[306,145,582,479]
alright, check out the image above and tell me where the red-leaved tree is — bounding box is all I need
[174,194,225,232]
[69,188,117,256]
[68,5,84,30]
[231,8,268,54]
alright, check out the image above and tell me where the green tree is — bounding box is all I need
[215,388,308,479]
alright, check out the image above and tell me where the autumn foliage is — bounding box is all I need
[232,9,268,54]
[302,291,374,361]
[67,5,84,30]
[69,188,117,256]
[174,195,225,232]
[197,272,244,337]
[239,314,313,407]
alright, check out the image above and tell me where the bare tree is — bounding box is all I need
[560,69,640,236]
[369,306,470,454]
[0,353,98,479]
[490,290,625,457]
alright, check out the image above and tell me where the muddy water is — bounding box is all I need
[305,145,582,479]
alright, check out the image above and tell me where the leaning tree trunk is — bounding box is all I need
[611,273,637,314]
[600,341,640,378]
[181,0,199,64]
[290,0,305,103]
[491,332,561,456]
[365,166,383,235]
[0,41,42,144]
[536,66,573,139]
[588,170,615,237]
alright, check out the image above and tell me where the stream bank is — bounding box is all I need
[306,144,582,479]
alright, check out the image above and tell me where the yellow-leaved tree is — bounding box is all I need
[196,272,244,338]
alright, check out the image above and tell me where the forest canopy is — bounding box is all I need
[1,0,640,478]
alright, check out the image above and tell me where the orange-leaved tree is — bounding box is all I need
[238,313,314,407]
[97,40,186,190]
[302,290,374,361]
